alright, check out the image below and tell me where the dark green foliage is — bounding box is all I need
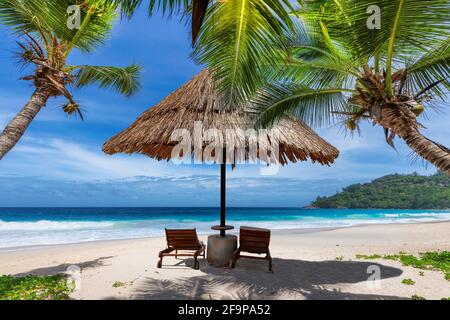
[0,274,72,300]
[313,172,450,209]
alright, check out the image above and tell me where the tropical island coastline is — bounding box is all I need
[313,172,450,210]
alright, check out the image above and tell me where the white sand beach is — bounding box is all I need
[1,222,449,300]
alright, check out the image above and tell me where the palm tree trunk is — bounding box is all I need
[379,107,450,175]
[401,130,450,175]
[0,88,50,160]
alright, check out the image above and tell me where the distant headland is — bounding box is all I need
[312,172,450,209]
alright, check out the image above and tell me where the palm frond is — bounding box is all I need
[282,59,360,91]
[73,64,142,97]
[60,1,118,55]
[0,0,119,55]
[299,0,450,62]
[0,0,59,44]
[251,83,353,128]
[406,38,450,99]
[193,0,294,106]
[274,22,361,90]
[108,0,189,17]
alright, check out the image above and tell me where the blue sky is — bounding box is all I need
[0,8,448,207]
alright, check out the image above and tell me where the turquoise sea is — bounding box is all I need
[0,207,449,249]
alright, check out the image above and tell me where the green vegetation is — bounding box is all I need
[355,254,382,260]
[387,251,450,280]
[355,251,450,280]
[411,295,426,300]
[313,173,450,209]
[402,278,415,285]
[0,275,72,300]
[112,281,125,288]
[335,256,344,261]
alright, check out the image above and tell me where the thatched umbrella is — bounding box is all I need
[103,69,339,237]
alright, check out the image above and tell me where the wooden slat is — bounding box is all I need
[241,241,270,247]
[241,247,268,254]
[241,235,270,242]
[239,226,271,254]
[165,228,200,250]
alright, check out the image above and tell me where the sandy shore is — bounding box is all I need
[1,222,449,300]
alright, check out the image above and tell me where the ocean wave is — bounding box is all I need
[383,212,450,218]
[0,220,115,231]
[1,210,450,249]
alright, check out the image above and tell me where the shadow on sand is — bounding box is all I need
[14,256,114,277]
[127,258,405,300]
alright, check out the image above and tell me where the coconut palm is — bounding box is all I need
[0,0,141,160]
[252,0,450,174]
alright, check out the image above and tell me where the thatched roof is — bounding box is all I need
[103,69,339,165]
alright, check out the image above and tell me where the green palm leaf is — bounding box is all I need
[73,65,142,97]
[251,84,353,128]
[406,38,450,98]
[301,0,450,62]
[0,0,118,54]
[193,0,294,106]
[0,0,61,44]
[108,0,189,16]
[282,23,362,90]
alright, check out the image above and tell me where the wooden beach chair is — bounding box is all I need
[230,226,273,272]
[157,229,206,270]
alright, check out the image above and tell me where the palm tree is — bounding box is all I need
[0,0,141,160]
[252,0,450,175]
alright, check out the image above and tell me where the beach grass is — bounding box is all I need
[0,275,72,300]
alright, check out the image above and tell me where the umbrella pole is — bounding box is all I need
[220,149,226,237]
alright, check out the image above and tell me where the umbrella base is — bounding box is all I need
[207,235,237,268]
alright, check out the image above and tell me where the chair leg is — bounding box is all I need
[229,249,239,269]
[157,256,163,268]
[194,257,200,270]
[175,250,178,259]
[268,254,273,273]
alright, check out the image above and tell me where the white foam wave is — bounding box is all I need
[1,212,449,249]
[0,220,114,231]
[383,212,450,218]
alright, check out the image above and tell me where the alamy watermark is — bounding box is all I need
[66,265,82,291]
[170,121,281,176]
[367,5,381,30]
[67,5,81,30]
[366,264,382,289]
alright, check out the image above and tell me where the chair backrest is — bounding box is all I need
[239,226,271,254]
[165,229,200,250]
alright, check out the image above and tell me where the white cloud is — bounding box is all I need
[2,137,181,180]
